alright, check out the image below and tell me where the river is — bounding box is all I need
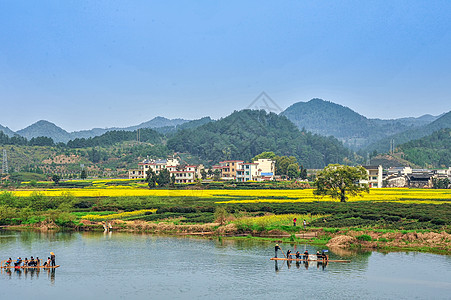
[1,230,450,299]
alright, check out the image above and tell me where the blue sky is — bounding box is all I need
[1,1,450,132]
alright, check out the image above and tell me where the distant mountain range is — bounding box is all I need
[281,98,443,150]
[1,99,449,153]
[3,117,192,143]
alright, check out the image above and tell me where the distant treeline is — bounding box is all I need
[0,129,162,148]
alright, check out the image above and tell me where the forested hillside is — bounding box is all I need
[397,128,451,168]
[167,110,352,168]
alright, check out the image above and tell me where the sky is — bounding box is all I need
[1,1,450,132]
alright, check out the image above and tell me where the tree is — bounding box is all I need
[170,173,176,187]
[200,169,207,180]
[313,164,369,202]
[51,174,60,185]
[146,169,157,188]
[299,165,307,179]
[80,169,87,180]
[286,163,299,179]
[213,169,221,181]
[157,168,171,187]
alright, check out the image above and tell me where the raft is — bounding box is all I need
[1,265,60,269]
[270,257,350,263]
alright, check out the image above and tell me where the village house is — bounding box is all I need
[361,165,383,188]
[218,160,243,180]
[236,159,276,182]
[128,158,203,183]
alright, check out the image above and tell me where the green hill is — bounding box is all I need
[396,128,451,168]
[167,109,352,168]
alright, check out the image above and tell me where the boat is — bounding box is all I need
[270,257,350,263]
[1,265,60,269]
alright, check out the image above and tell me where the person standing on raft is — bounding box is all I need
[50,252,56,267]
[274,244,281,258]
[286,250,292,259]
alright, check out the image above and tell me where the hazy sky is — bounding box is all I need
[1,1,450,132]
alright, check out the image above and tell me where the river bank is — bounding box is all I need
[6,219,451,255]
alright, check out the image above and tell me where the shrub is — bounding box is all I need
[356,234,372,241]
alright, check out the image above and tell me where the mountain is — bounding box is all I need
[167,109,352,168]
[281,99,439,150]
[154,117,213,134]
[393,128,451,168]
[0,124,15,137]
[124,116,188,131]
[16,120,72,143]
[366,111,451,153]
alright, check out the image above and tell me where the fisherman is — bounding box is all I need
[274,244,281,258]
[303,250,309,260]
[286,249,292,259]
[50,252,56,267]
[295,251,301,259]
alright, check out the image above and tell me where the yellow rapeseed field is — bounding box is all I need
[234,214,327,228]
[5,188,451,204]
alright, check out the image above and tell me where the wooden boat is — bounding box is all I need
[270,257,350,263]
[1,265,60,269]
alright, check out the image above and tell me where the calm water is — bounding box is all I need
[1,230,450,300]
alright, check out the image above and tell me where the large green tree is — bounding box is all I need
[313,164,369,202]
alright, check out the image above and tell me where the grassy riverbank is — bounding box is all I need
[1,186,450,254]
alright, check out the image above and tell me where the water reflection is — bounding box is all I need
[1,268,55,284]
[274,260,330,273]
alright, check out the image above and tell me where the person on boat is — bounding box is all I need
[295,251,301,259]
[50,252,55,267]
[36,257,40,267]
[24,258,29,267]
[316,251,322,260]
[29,257,35,267]
[286,249,292,259]
[321,250,329,261]
[5,258,12,267]
[274,244,281,258]
[303,250,309,260]
[14,257,22,267]
[43,257,51,267]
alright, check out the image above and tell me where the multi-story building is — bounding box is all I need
[361,165,383,188]
[236,159,276,182]
[236,162,259,182]
[219,160,243,180]
[255,158,275,181]
[173,165,198,183]
[128,158,179,179]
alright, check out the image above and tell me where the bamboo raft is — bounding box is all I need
[270,257,350,263]
[1,265,60,269]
